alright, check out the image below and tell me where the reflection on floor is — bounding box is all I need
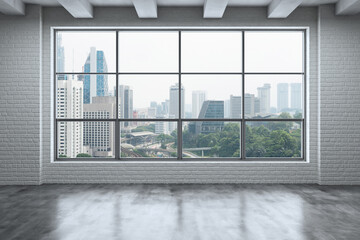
[0,184,359,240]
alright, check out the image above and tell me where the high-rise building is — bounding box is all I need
[155,116,173,135]
[155,121,166,134]
[254,97,260,115]
[150,101,157,109]
[56,34,67,80]
[257,83,271,114]
[244,93,255,117]
[230,95,242,118]
[224,99,230,118]
[161,100,169,116]
[192,100,224,135]
[83,96,116,157]
[291,83,302,110]
[169,83,184,118]
[83,47,109,104]
[277,83,289,112]
[119,85,133,127]
[192,91,206,118]
[57,77,83,158]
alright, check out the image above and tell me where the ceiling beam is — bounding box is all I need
[0,0,25,15]
[336,0,360,15]
[132,0,157,18]
[57,0,93,18]
[268,0,302,18]
[203,0,229,18]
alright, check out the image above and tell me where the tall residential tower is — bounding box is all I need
[277,83,289,112]
[83,47,109,104]
[169,83,185,118]
[192,91,206,118]
[257,83,271,114]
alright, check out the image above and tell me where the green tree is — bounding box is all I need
[264,130,300,157]
[212,123,240,157]
[132,124,155,133]
[76,153,92,157]
[59,154,67,158]
[245,122,301,158]
[294,111,302,119]
[245,124,266,157]
[279,112,292,119]
[183,122,301,158]
[156,133,174,145]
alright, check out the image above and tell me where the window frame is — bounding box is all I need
[53,27,307,162]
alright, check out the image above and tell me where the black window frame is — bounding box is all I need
[54,28,306,161]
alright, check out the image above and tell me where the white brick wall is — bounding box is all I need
[319,5,360,185]
[0,5,41,185]
[0,5,359,185]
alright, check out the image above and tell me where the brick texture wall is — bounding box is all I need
[0,5,41,185]
[319,5,360,185]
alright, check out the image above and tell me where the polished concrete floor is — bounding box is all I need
[0,185,360,240]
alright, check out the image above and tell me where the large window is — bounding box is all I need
[55,29,305,160]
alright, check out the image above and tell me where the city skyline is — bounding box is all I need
[55,31,305,158]
[58,32,303,110]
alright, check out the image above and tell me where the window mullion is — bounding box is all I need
[241,31,246,160]
[178,30,182,160]
[115,30,120,159]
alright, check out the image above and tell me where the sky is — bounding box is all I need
[58,30,304,110]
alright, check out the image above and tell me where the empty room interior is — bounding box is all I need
[0,0,360,239]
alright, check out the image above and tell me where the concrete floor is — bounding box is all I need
[0,185,359,240]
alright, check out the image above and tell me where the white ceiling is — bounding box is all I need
[21,0,338,7]
[1,0,358,18]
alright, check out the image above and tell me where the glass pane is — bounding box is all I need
[120,121,177,158]
[57,121,115,158]
[244,75,303,119]
[56,74,116,119]
[182,121,241,158]
[245,31,303,73]
[56,31,116,73]
[119,31,179,72]
[118,75,179,119]
[245,121,302,158]
[182,75,242,119]
[181,31,243,73]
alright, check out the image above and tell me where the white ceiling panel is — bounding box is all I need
[21,0,344,7]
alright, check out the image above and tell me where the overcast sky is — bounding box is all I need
[59,31,303,110]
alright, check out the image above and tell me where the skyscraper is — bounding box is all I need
[230,95,242,118]
[83,47,109,104]
[244,93,255,117]
[57,77,84,158]
[224,99,230,118]
[150,101,157,109]
[162,100,169,116]
[254,97,260,115]
[169,83,184,118]
[277,83,289,112]
[291,83,302,110]
[155,116,173,135]
[119,85,133,127]
[257,83,271,114]
[56,34,67,80]
[192,100,224,135]
[192,91,206,118]
[83,96,116,157]
[155,119,166,134]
